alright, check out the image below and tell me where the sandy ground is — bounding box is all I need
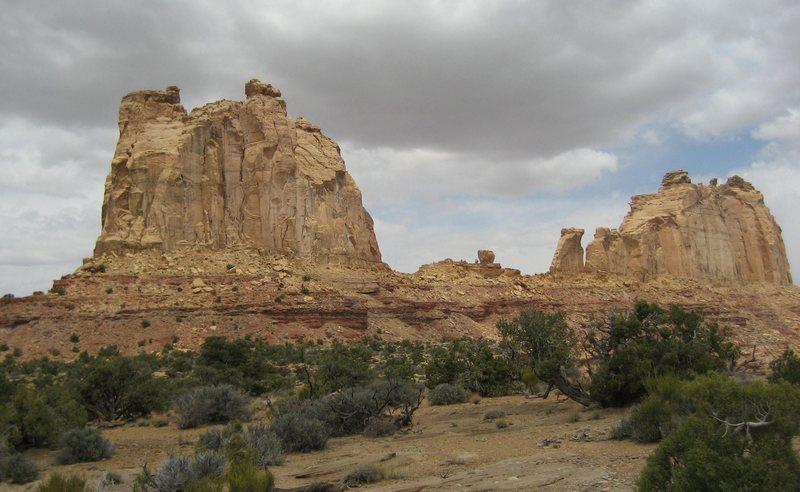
[9,395,656,491]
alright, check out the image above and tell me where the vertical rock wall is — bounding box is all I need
[552,171,792,284]
[95,80,382,266]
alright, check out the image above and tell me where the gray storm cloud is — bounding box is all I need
[1,0,799,294]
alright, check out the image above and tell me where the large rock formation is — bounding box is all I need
[550,228,585,274]
[95,80,382,266]
[554,170,792,284]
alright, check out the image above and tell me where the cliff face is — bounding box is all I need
[95,80,382,267]
[552,170,792,284]
[549,228,585,274]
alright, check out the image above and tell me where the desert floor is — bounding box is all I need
[12,395,656,491]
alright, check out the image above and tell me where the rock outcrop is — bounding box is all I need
[566,170,791,284]
[95,80,382,267]
[550,228,585,274]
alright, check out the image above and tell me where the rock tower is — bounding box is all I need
[551,170,792,284]
[95,80,382,266]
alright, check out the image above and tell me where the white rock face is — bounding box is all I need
[95,80,382,267]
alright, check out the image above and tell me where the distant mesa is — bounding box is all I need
[95,79,382,267]
[550,170,792,284]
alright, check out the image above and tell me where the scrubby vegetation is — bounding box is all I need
[632,374,800,490]
[173,385,252,429]
[427,383,468,405]
[4,300,800,488]
[56,427,114,464]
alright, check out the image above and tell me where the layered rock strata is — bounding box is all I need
[95,80,382,267]
[552,171,792,284]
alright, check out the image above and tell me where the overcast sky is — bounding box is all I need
[1,0,799,295]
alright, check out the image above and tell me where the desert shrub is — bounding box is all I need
[1,452,39,483]
[196,423,282,467]
[611,376,685,443]
[68,351,166,421]
[196,426,238,452]
[226,461,274,492]
[183,478,223,492]
[56,427,114,464]
[243,423,284,466]
[195,337,290,395]
[363,416,397,437]
[190,451,226,480]
[637,374,800,489]
[498,309,590,405]
[96,471,123,488]
[36,473,88,492]
[495,419,509,429]
[0,384,87,450]
[587,302,738,407]
[343,465,384,486]
[425,340,512,397]
[135,452,226,492]
[152,454,193,491]
[428,383,468,405]
[769,349,800,385]
[484,409,507,420]
[270,412,330,452]
[499,302,739,407]
[316,339,373,393]
[173,385,251,429]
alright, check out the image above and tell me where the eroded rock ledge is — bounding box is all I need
[95,79,383,267]
[551,170,792,284]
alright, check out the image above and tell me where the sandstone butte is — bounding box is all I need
[1,81,799,363]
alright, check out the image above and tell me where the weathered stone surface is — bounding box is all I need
[580,170,792,284]
[550,228,585,274]
[478,250,496,264]
[95,80,382,267]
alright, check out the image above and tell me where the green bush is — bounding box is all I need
[1,452,39,483]
[226,461,274,492]
[1,384,87,449]
[35,473,88,492]
[611,376,685,443]
[56,427,114,464]
[68,351,166,421]
[587,302,738,407]
[425,340,512,397]
[316,340,373,393]
[637,375,800,490]
[428,383,468,405]
[270,412,330,452]
[769,349,800,385]
[173,385,251,429]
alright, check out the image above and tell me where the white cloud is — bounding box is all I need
[0,120,110,295]
[753,108,800,141]
[1,0,800,291]
[344,144,618,205]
